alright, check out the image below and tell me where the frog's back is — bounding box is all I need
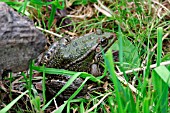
[61,33,99,59]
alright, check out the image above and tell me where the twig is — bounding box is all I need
[51,99,59,113]
[94,4,112,17]
[117,60,170,76]
[116,73,142,97]
[97,0,113,15]
[36,26,62,38]
[11,89,29,98]
[151,0,170,13]
[115,60,170,97]
[84,92,112,113]
[0,81,7,92]
[67,15,89,19]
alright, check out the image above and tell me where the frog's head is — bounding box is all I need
[90,30,117,76]
[95,29,117,54]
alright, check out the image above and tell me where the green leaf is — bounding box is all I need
[111,35,140,70]
[152,66,170,87]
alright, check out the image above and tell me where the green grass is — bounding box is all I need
[0,0,170,112]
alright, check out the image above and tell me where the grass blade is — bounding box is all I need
[42,72,80,110]
[42,65,46,105]
[48,4,56,29]
[118,25,128,81]
[42,73,89,111]
[0,90,28,113]
[142,98,150,113]
[152,66,169,113]
[104,49,124,113]
[53,77,89,113]
[33,65,100,82]
[80,102,85,113]
[156,27,163,66]
[151,27,168,113]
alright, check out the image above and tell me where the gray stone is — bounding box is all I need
[0,2,46,76]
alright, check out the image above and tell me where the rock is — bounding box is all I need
[0,2,47,76]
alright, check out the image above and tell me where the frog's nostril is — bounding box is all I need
[96,47,100,52]
[45,53,51,59]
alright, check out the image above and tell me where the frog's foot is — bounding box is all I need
[91,63,101,76]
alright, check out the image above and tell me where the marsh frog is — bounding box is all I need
[40,30,116,99]
[42,30,116,76]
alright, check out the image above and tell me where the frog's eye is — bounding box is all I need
[100,39,108,47]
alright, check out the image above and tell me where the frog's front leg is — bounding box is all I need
[90,63,101,76]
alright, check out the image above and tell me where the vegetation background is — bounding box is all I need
[0,0,170,113]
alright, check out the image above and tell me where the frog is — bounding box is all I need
[41,29,116,76]
[40,30,117,100]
